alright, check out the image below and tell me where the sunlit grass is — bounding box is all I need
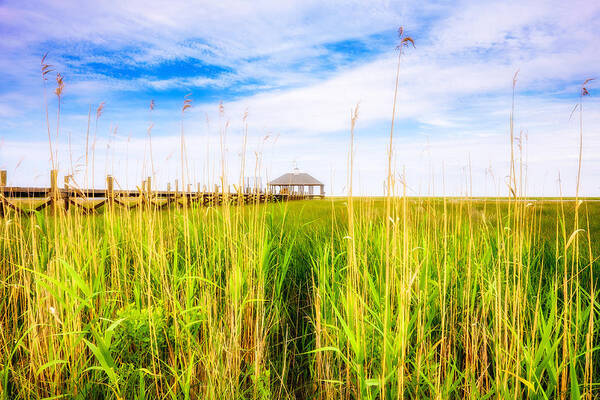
[0,197,598,399]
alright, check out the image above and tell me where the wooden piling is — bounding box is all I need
[175,179,181,206]
[146,176,152,203]
[50,169,59,211]
[64,176,70,211]
[140,179,147,207]
[107,175,114,208]
[50,170,58,193]
[0,170,5,217]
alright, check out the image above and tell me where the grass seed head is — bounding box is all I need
[396,26,415,50]
[582,78,594,96]
[182,93,192,112]
[55,73,64,97]
[41,52,54,81]
[96,102,105,119]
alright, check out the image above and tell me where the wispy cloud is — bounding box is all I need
[0,0,598,195]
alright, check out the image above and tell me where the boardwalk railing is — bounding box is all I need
[0,170,314,216]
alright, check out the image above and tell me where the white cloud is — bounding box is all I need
[0,0,599,195]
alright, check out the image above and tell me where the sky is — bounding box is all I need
[0,0,599,196]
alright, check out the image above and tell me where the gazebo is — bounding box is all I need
[268,168,324,198]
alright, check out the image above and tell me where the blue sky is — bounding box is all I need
[0,0,598,195]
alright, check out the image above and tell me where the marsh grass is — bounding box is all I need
[311,197,599,399]
[0,195,598,399]
[0,52,598,400]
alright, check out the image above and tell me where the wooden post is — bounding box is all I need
[50,169,59,211]
[106,175,114,209]
[233,184,239,204]
[0,170,5,217]
[184,183,190,205]
[50,169,58,192]
[64,176,70,211]
[146,176,152,205]
[140,179,146,207]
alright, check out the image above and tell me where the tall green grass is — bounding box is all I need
[0,201,299,399]
[0,197,598,399]
[311,198,599,399]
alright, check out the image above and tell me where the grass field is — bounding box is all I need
[0,196,598,399]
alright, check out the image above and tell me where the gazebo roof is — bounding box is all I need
[269,169,323,186]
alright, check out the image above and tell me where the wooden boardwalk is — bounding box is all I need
[0,170,314,216]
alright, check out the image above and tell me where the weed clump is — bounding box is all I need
[109,305,174,393]
[111,305,173,367]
